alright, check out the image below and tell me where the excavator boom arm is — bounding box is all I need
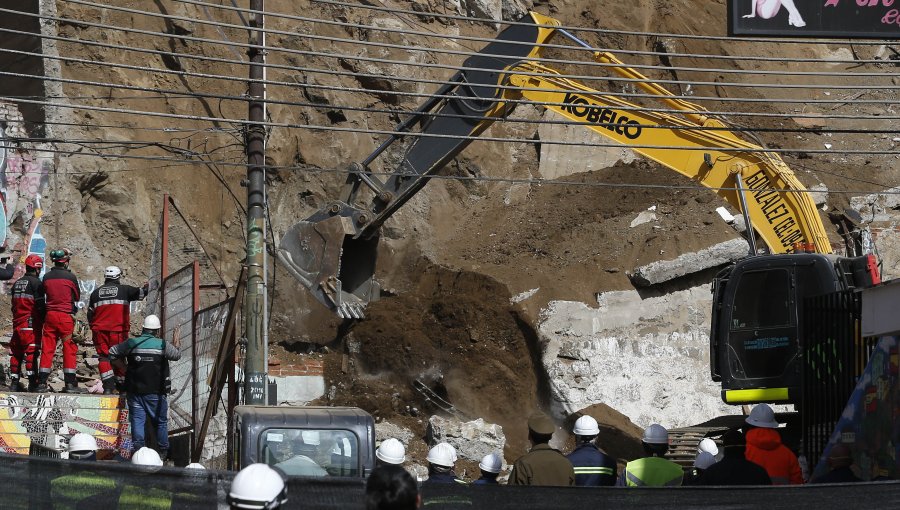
[278,12,830,318]
[505,62,830,255]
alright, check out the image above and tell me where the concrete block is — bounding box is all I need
[628,238,748,287]
[273,375,325,405]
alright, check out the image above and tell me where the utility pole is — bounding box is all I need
[243,0,267,405]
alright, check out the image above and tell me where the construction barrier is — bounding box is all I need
[1,453,899,509]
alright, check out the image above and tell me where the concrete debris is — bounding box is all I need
[629,206,658,228]
[824,143,833,149]
[809,184,828,207]
[462,0,502,27]
[537,117,636,179]
[501,0,530,21]
[375,421,416,446]
[715,207,735,223]
[427,415,506,463]
[539,295,737,428]
[628,238,749,287]
[850,186,900,223]
[510,288,539,304]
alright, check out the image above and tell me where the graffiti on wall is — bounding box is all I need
[813,335,900,481]
[0,107,52,286]
[0,393,131,459]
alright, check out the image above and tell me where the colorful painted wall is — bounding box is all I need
[0,101,51,282]
[813,335,900,481]
[0,392,131,459]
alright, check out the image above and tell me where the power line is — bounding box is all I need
[311,0,899,47]
[7,90,900,152]
[10,0,889,86]
[3,36,898,114]
[4,54,899,137]
[2,141,895,197]
[56,1,900,78]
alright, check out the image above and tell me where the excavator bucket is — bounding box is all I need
[277,208,380,319]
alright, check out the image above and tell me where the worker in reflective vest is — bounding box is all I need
[566,415,616,486]
[620,424,684,487]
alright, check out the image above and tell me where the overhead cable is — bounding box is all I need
[1,142,895,197]
[56,1,900,77]
[311,0,898,46]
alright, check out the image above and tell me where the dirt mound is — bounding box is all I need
[318,261,542,459]
[564,404,645,467]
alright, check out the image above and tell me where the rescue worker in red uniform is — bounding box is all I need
[9,255,44,392]
[36,249,80,393]
[88,266,148,394]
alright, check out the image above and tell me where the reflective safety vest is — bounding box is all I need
[623,457,684,487]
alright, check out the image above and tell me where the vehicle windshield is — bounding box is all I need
[730,269,792,330]
[260,428,360,477]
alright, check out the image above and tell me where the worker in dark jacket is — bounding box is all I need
[697,430,772,486]
[508,413,575,486]
[810,444,861,484]
[566,415,616,486]
[473,453,502,485]
[422,443,465,485]
[8,255,44,391]
[88,265,148,394]
[37,249,80,393]
[109,315,180,459]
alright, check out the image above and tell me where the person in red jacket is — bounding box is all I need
[36,248,80,393]
[88,265,148,394]
[9,255,44,392]
[743,403,804,485]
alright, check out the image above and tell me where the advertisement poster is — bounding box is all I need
[729,0,900,38]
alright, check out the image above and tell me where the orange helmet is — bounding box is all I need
[24,255,43,270]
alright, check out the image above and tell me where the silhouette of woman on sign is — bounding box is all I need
[743,0,806,28]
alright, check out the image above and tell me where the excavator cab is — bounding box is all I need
[711,253,880,405]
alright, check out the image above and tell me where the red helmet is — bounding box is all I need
[24,255,43,270]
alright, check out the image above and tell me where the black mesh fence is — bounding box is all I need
[1,454,898,509]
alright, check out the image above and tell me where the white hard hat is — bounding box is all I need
[105,266,122,279]
[694,451,717,470]
[376,438,406,465]
[300,430,321,446]
[573,415,600,436]
[745,404,779,429]
[228,463,288,510]
[642,424,669,445]
[698,438,719,457]
[131,447,163,466]
[143,315,161,330]
[68,432,97,453]
[426,443,456,468]
[186,463,206,470]
[478,452,503,474]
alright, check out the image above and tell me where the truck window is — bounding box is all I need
[260,428,360,477]
[731,269,791,330]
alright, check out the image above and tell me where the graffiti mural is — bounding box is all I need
[813,335,900,481]
[0,393,131,459]
[0,103,52,287]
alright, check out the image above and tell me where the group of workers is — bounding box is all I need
[49,400,862,510]
[5,248,150,394]
[4,249,181,459]
[354,402,862,510]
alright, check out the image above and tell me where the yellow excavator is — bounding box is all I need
[278,12,879,405]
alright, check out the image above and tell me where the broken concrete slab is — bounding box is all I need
[629,207,657,228]
[539,291,738,429]
[809,184,828,207]
[428,415,506,463]
[628,238,749,287]
[537,116,636,179]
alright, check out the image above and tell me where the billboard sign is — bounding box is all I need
[728,0,900,38]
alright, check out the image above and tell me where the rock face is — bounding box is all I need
[427,415,506,463]
[539,289,736,429]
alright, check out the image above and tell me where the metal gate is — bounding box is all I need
[801,289,877,469]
